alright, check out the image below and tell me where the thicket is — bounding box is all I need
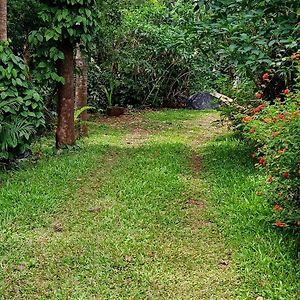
[0,42,44,159]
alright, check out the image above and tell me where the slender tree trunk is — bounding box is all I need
[75,46,88,135]
[56,39,76,148]
[0,0,7,41]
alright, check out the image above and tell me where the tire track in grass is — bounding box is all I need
[1,111,240,299]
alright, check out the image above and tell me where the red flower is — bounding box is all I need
[283,89,289,95]
[255,92,263,99]
[275,220,287,227]
[252,104,266,114]
[277,114,284,120]
[262,73,269,80]
[274,204,283,212]
[259,157,266,165]
[296,221,300,227]
[282,172,290,178]
[249,128,255,134]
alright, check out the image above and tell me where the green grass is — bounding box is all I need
[201,136,300,299]
[0,110,299,299]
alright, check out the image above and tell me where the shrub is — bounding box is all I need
[242,90,300,229]
[0,42,44,160]
[89,1,212,109]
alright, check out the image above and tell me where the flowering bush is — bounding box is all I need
[242,92,300,229]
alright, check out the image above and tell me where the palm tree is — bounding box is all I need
[0,0,7,41]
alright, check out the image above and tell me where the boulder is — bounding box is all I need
[187,92,219,110]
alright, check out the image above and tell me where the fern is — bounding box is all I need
[0,99,18,113]
[74,106,94,121]
[0,118,35,152]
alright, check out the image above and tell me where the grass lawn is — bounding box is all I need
[0,110,299,299]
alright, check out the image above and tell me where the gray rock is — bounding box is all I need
[187,92,219,110]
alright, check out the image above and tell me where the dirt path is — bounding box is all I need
[1,110,239,299]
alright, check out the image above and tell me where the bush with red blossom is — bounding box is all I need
[242,90,300,229]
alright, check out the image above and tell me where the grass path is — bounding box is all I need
[0,110,299,299]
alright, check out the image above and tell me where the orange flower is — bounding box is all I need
[267,175,273,183]
[263,118,272,123]
[274,204,283,212]
[277,114,284,120]
[242,116,252,122]
[293,111,299,116]
[255,92,263,99]
[296,221,300,227]
[275,220,287,227]
[278,148,287,154]
[291,53,300,60]
[252,104,266,114]
[272,131,281,138]
[297,169,300,175]
[249,128,255,134]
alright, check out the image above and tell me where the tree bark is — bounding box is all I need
[56,39,76,148]
[75,46,88,136]
[0,0,7,41]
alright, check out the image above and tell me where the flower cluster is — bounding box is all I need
[242,92,300,230]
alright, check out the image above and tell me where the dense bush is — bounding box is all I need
[201,1,300,125]
[89,1,212,109]
[0,42,44,160]
[242,87,300,229]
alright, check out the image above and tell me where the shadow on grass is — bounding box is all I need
[0,126,299,299]
[0,139,191,229]
[201,135,300,298]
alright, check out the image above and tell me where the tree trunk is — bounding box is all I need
[75,46,88,136]
[0,0,7,41]
[56,39,76,148]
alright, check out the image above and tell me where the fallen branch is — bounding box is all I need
[210,91,234,105]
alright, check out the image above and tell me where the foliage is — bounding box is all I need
[242,91,300,229]
[197,0,300,130]
[199,1,300,92]
[0,41,44,159]
[100,79,114,107]
[7,0,42,54]
[89,1,212,108]
[28,0,99,86]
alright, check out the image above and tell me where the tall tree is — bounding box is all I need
[29,0,98,148]
[0,0,7,41]
[56,39,76,147]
